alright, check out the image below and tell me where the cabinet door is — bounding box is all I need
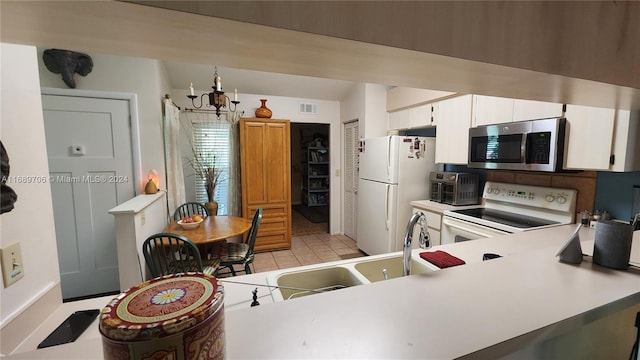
[241,120,268,205]
[265,121,290,203]
[408,103,431,128]
[513,99,564,122]
[563,105,615,170]
[388,109,409,130]
[610,110,640,172]
[435,95,473,164]
[240,118,291,251]
[472,95,514,127]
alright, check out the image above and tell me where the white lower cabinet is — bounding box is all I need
[435,95,473,165]
[412,207,442,246]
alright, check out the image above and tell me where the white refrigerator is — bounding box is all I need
[357,135,440,255]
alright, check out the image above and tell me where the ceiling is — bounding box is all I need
[163,61,357,101]
[2,1,638,110]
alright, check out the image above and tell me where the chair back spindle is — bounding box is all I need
[173,202,209,221]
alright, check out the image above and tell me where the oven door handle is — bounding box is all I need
[442,218,500,238]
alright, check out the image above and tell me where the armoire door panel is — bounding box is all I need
[240,118,292,251]
[265,123,290,203]
[242,122,267,204]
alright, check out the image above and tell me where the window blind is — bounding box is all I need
[192,120,230,215]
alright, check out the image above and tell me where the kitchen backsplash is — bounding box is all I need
[484,170,596,219]
[445,166,640,222]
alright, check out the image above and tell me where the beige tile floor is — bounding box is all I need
[252,233,365,273]
[219,206,366,276]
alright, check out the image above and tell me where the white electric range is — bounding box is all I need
[441,181,577,244]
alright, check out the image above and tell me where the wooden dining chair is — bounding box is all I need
[173,202,209,221]
[142,233,218,277]
[209,208,263,276]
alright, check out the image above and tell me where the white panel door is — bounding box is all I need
[42,94,135,300]
[343,120,359,240]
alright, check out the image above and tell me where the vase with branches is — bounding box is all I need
[185,149,224,215]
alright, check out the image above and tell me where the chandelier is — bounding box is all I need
[187,67,240,118]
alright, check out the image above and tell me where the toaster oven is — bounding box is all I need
[430,172,479,206]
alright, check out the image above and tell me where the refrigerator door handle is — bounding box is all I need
[385,184,390,230]
[387,135,392,181]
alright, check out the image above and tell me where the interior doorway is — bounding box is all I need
[290,123,330,236]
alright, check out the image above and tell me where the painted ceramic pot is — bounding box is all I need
[254,99,272,118]
[100,273,225,359]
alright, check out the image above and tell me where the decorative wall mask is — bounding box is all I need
[43,49,93,88]
[1,141,18,214]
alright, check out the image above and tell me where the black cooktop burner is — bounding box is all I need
[450,208,558,229]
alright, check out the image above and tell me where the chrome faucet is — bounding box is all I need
[403,211,431,276]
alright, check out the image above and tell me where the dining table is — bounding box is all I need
[163,215,253,248]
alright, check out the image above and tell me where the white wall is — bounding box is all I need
[0,43,60,330]
[172,90,343,234]
[37,50,167,194]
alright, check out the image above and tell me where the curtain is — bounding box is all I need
[163,97,186,215]
[227,111,242,216]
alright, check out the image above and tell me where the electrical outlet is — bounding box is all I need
[1,242,24,287]
[140,210,146,226]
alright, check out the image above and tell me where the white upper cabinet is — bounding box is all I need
[388,109,409,130]
[408,103,431,128]
[563,104,616,170]
[513,99,564,121]
[388,103,437,131]
[609,110,640,172]
[472,96,564,127]
[564,105,640,171]
[472,95,514,127]
[435,95,473,165]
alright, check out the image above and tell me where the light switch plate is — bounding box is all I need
[1,242,24,287]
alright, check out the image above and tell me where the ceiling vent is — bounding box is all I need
[299,103,318,114]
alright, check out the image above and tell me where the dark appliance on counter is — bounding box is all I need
[430,171,479,206]
[468,117,566,172]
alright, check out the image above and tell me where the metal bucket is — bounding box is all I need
[100,273,224,359]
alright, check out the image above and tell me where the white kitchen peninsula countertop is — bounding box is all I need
[7,226,640,359]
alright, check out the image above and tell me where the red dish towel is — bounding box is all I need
[420,250,466,269]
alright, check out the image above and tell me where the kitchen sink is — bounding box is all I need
[354,255,435,282]
[273,266,365,301]
[266,253,439,301]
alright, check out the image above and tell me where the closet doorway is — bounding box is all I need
[291,123,330,236]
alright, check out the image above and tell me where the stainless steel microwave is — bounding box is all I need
[468,117,566,172]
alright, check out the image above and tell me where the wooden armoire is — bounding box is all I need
[240,118,292,251]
